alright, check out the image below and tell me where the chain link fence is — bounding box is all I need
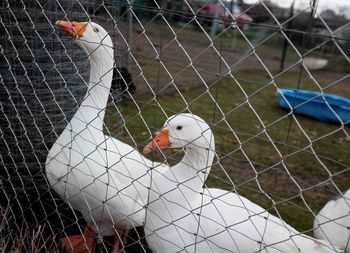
[0,0,349,252]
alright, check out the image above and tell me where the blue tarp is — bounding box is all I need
[278,88,350,124]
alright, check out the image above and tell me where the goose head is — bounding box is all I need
[55,20,113,57]
[143,113,215,154]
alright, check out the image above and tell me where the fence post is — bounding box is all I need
[127,0,134,70]
[279,0,295,72]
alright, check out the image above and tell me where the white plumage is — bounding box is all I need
[143,113,342,253]
[314,189,350,253]
[46,20,167,252]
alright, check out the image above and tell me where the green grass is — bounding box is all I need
[105,68,350,234]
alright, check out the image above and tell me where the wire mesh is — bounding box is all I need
[0,0,349,252]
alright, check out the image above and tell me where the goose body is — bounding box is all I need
[47,128,152,231]
[46,21,166,251]
[314,189,350,253]
[143,113,341,253]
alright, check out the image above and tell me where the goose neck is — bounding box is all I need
[84,52,114,105]
[74,48,114,131]
[176,144,215,187]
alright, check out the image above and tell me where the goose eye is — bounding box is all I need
[176,126,183,130]
[93,27,99,33]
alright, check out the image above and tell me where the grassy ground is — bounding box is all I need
[106,68,350,234]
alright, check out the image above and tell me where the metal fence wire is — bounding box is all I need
[0,0,349,252]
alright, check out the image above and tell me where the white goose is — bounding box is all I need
[314,189,350,253]
[143,113,342,253]
[46,20,167,253]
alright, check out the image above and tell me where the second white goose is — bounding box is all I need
[143,113,342,253]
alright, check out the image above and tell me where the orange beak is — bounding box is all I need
[55,20,87,39]
[143,129,171,154]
